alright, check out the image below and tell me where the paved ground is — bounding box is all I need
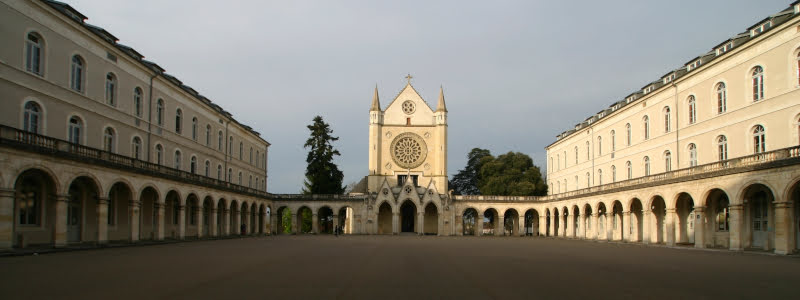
[1,235,798,300]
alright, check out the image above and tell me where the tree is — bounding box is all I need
[478,151,548,196]
[450,148,492,195]
[302,116,344,194]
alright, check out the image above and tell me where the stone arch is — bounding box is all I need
[571,205,580,238]
[703,188,730,248]
[629,198,644,242]
[611,200,624,241]
[399,200,418,233]
[462,207,479,236]
[13,168,59,246]
[649,195,667,244]
[337,205,354,235]
[483,207,499,236]
[741,183,775,250]
[674,192,696,245]
[275,205,290,234]
[107,181,133,242]
[377,201,393,235]
[318,206,334,234]
[138,184,162,204]
[583,203,593,239]
[503,208,519,236]
[139,186,159,240]
[296,205,312,234]
[201,196,213,237]
[185,193,200,237]
[66,175,101,244]
[423,202,439,235]
[523,208,539,236]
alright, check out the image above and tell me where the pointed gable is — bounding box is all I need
[383,84,435,126]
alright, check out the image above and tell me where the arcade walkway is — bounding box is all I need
[1,235,797,299]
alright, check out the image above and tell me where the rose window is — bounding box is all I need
[402,100,415,114]
[390,133,427,169]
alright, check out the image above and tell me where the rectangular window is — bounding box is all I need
[18,194,40,225]
[397,175,418,187]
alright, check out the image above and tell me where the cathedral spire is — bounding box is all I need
[370,85,381,111]
[436,85,447,112]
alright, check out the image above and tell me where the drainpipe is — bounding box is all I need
[146,72,159,161]
[673,81,679,167]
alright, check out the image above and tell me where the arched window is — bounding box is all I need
[688,143,698,167]
[256,150,260,166]
[239,142,244,160]
[585,172,590,188]
[175,109,182,134]
[68,116,82,144]
[663,107,671,133]
[625,123,631,146]
[597,169,603,185]
[70,55,84,92]
[190,156,197,174]
[132,137,141,159]
[103,127,115,153]
[217,164,222,180]
[753,125,765,153]
[574,175,578,190]
[156,99,164,126]
[250,147,253,164]
[643,115,650,140]
[586,141,590,160]
[256,177,259,190]
[191,117,198,141]
[597,136,602,156]
[25,33,43,75]
[204,160,210,177]
[133,87,143,117]
[229,136,233,155]
[688,96,696,124]
[174,150,182,170]
[626,161,632,179]
[752,66,764,101]
[563,151,566,168]
[238,172,243,185]
[610,130,616,152]
[643,156,650,176]
[716,83,726,114]
[218,131,223,150]
[611,165,617,182]
[717,135,728,161]
[227,168,232,182]
[716,195,730,231]
[105,73,117,106]
[664,151,672,172]
[249,175,253,188]
[205,125,211,147]
[155,144,163,165]
[574,147,578,165]
[23,101,42,134]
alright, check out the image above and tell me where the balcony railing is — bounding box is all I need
[0,125,271,198]
[455,144,800,203]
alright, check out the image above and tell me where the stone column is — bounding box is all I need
[196,206,204,238]
[455,215,463,236]
[210,208,218,237]
[642,210,651,244]
[548,214,555,237]
[155,202,165,240]
[476,214,484,236]
[129,200,140,242]
[177,204,186,239]
[290,213,297,234]
[391,213,399,235]
[0,189,14,249]
[622,211,631,242]
[54,194,69,247]
[538,215,546,237]
[96,197,109,244]
[559,214,566,237]
[243,211,250,235]
[773,201,793,255]
[665,208,676,246]
[729,204,743,250]
[605,212,613,241]
[694,206,706,248]
[577,214,584,239]
[518,216,525,237]
[312,213,319,234]
[417,212,424,235]
[496,216,504,236]
[261,209,268,235]
[591,213,599,240]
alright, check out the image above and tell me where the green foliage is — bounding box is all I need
[450,148,492,195]
[300,208,313,233]
[302,116,345,194]
[281,208,292,234]
[478,151,548,196]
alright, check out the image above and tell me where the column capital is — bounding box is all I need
[773,201,793,209]
[729,204,743,210]
[694,206,706,212]
[0,188,15,197]
[623,211,631,215]
[97,197,109,204]
[666,208,676,213]
[56,194,70,202]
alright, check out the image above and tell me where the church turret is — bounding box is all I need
[434,86,448,192]
[436,86,447,113]
[370,85,381,112]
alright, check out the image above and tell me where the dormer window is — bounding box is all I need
[663,74,675,84]
[644,86,654,94]
[717,42,733,55]
[753,21,772,35]
[688,59,702,71]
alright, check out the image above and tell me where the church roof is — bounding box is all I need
[436,86,447,112]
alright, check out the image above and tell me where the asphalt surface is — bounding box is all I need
[1,235,798,299]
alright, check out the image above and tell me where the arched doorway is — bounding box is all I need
[250,203,257,235]
[338,207,353,234]
[462,208,477,236]
[139,187,159,240]
[276,206,290,234]
[503,209,519,236]
[296,206,312,234]
[484,208,498,236]
[650,196,666,244]
[561,206,569,237]
[217,199,226,236]
[629,198,643,242]
[705,189,730,248]
[108,182,132,242]
[597,203,607,240]
[67,176,99,243]
[552,208,560,237]
[185,194,199,238]
[572,206,580,238]
[400,200,416,233]
[743,184,774,250]
[612,201,623,241]
[524,209,538,236]
[675,192,695,245]
[545,209,551,237]
[240,202,249,235]
[229,200,239,236]
[14,169,57,247]
[377,202,392,235]
[202,197,213,237]
[423,203,438,235]
[319,206,333,234]
[165,191,180,239]
[583,204,593,239]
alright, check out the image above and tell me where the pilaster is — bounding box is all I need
[177,204,185,239]
[694,206,706,249]
[54,194,69,247]
[622,211,631,242]
[476,214,484,236]
[773,201,793,255]
[729,204,743,250]
[312,214,319,234]
[210,208,218,237]
[155,202,165,240]
[391,213,398,235]
[642,210,651,244]
[417,212,424,235]
[665,208,676,246]
[96,197,109,244]
[129,200,140,242]
[0,189,15,249]
[496,216,504,236]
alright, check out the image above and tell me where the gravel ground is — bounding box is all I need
[1,235,798,300]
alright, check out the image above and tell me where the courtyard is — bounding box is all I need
[1,236,798,299]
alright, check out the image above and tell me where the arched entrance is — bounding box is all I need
[597,203,607,240]
[561,206,569,237]
[377,202,392,234]
[743,184,774,250]
[185,194,199,238]
[296,206,311,234]
[611,201,623,241]
[552,208,559,237]
[202,197,213,237]
[572,206,580,238]
[240,202,249,235]
[139,186,159,240]
[423,203,438,235]
[675,192,695,245]
[276,206,290,234]
[705,189,730,248]
[791,181,800,252]
[108,182,132,242]
[650,196,666,244]
[583,204,593,239]
[524,209,538,236]
[483,208,498,236]
[462,208,477,236]
[217,199,226,236]
[14,169,57,247]
[250,203,257,235]
[545,209,551,237]
[67,176,99,243]
[400,200,416,233]
[338,206,353,234]
[503,209,519,236]
[629,198,643,242]
[165,191,180,239]
[318,206,333,234]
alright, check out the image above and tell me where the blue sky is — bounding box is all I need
[67,0,789,193]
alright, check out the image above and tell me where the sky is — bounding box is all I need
[66,0,789,193]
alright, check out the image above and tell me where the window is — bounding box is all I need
[626,161,632,179]
[663,107,671,133]
[597,169,603,185]
[205,125,211,147]
[753,125,765,153]
[175,109,182,134]
[103,127,115,153]
[18,180,41,225]
[174,150,182,170]
[597,136,602,156]
[239,142,244,160]
[716,195,730,231]
[586,141,590,160]
[688,96,696,124]
[218,131,223,150]
[68,116,82,144]
[191,117,198,141]
[190,156,197,174]
[107,197,115,225]
[249,175,253,188]
[25,33,43,75]
[610,130,616,152]
[643,116,650,140]
[229,136,233,155]
[132,137,141,159]
[574,147,578,165]
[238,172,243,185]
[228,168,232,182]
[688,143,697,167]
[23,101,42,134]
[717,135,728,161]
[70,55,84,92]
[204,160,210,177]
[256,150,260,166]
[752,66,764,101]
[716,83,726,114]
[133,88,143,117]
[643,156,650,176]
[611,165,616,182]
[664,151,672,172]
[250,147,253,164]
[105,73,117,106]
[156,99,166,127]
[585,172,590,188]
[155,144,163,165]
[625,123,631,146]
[217,164,222,180]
